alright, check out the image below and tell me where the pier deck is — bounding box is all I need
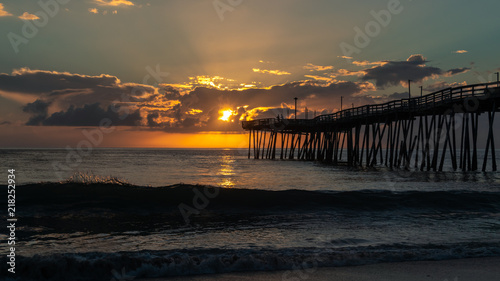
[242,82,500,171]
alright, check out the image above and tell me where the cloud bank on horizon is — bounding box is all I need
[0,53,476,133]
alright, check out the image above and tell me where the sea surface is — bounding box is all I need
[1,148,500,281]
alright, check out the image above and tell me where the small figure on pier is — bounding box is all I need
[276,115,280,122]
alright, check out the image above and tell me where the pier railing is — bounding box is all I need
[315,82,499,123]
[242,118,316,129]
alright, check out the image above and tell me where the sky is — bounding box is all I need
[0,0,499,148]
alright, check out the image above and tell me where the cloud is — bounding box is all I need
[252,68,291,76]
[352,60,387,67]
[156,80,377,132]
[89,8,99,14]
[23,99,141,127]
[361,54,443,89]
[303,63,334,72]
[188,75,241,90]
[0,3,12,17]
[130,79,373,131]
[18,12,40,20]
[95,0,134,6]
[304,75,334,82]
[444,67,470,76]
[338,56,353,60]
[336,69,365,77]
[4,68,377,132]
[454,50,468,54]
[0,68,157,126]
[386,92,410,100]
[23,99,50,125]
[424,81,467,92]
[40,103,142,126]
[0,68,123,95]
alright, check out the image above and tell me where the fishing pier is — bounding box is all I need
[242,82,500,171]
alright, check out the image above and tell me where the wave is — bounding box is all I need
[2,181,499,234]
[2,242,499,281]
[5,182,500,213]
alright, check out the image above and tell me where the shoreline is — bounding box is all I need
[141,257,500,281]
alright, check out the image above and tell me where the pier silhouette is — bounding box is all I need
[242,82,500,171]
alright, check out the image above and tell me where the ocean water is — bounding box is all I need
[1,148,500,281]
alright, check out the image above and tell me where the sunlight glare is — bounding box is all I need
[219,109,235,122]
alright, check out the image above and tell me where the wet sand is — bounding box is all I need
[142,257,500,281]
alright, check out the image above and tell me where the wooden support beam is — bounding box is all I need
[451,113,457,171]
[415,116,423,168]
[431,114,444,171]
[272,131,277,159]
[248,130,251,159]
[483,102,497,171]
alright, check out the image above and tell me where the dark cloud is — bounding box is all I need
[176,81,372,112]
[15,78,375,131]
[40,103,142,126]
[4,68,386,132]
[146,111,161,127]
[445,67,470,76]
[386,92,410,100]
[0,68,119,94]
[361,55,442,89]
[0,68,156,112]
[22,99,51,125]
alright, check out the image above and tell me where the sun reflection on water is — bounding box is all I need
[217,155,235,188]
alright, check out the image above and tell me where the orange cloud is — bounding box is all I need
[252,68,291,76]
[0,3,12,16]
[18,12,40,20]
[95,0,134,6]
[352,60,387,67]
[303,63,334,72]
[304,75,335,83]
[88,8,99,14]
[454,50,468,54]
[336,69,366,77]
[183,75,256,91]
[186,109,203,115]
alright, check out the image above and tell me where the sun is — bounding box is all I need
[219,109,235,122]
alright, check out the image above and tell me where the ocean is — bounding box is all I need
[1,148,500,281]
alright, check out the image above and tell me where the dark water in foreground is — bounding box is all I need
[1,149,499,280]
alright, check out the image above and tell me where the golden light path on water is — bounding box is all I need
[217,154,236,188]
